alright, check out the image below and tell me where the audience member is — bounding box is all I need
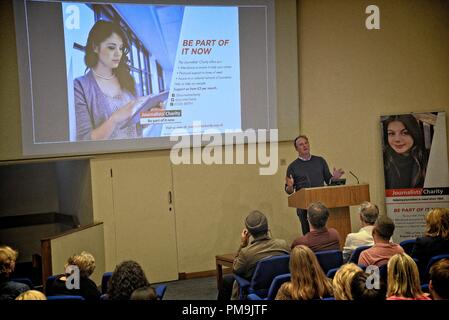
[130,286,158,300]
[15,290,47,300]
[107,260,150,300]
[351,271,386,301]
[332,263,363,300]
[0,245,30,300]
[358,216,403,266]
[386,253,430,300]
[343,202,379,261]
[48,251,100,300]
[217,210,290,300]
[429,258,449,300]
[275,245,333,300]
[412,208,449,275]
[291,202,340,252]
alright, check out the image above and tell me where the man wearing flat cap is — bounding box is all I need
[217,210,290,300]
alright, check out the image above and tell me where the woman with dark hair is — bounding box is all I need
[382,114,428,189]
[106,260,151,300]
[75,20,145,141]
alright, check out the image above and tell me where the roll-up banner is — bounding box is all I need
[381,112,449,242]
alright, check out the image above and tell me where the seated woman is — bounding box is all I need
[275,245,333,300]
[106,260,151,300]
[0,246,30,300]
[15,290,47,300]
[412,208,449,275]
[48,251,100,300]
[332,263,363,300]
[386,253,430,300]
[351,271,386,301]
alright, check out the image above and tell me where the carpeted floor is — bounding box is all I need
[156,276,218,300]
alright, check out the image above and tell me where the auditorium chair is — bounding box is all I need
[233,254,290,300]
[348,245,372,264]
[247,273,291,300]
[399,239,416,256]
[315,250,343,274]
[422,253,449,284]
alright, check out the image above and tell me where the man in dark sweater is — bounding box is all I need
[285,135,344,235]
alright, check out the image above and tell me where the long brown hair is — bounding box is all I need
[425,208,449,239]
[333,263,363,300]
[382,114,428,188]
[84,20,136,95]
[284,245,333,300]
[387,253,424,299]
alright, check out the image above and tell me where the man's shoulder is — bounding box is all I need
[328,228,341,237]
[292,235,308,247]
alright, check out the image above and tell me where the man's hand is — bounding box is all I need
[240,228,250,247]
[332,167,345,179]
[285,175,294,193]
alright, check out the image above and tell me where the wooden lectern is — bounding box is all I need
[288,184,370,246]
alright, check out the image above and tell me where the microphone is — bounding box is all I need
[349,171,360,184]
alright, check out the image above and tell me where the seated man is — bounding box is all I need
[291,202,341,252]
[343,201,379,261]
[429,258,449,300]
[358,216,403,267]
[217,210,290,300]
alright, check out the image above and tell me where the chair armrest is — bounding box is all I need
[155,285,167,300]
[233,274,251,300]
[247,293,263,300]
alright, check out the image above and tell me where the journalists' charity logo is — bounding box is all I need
[169,121,278,175]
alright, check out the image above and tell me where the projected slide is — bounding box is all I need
[15,0,275,156]
[62,2,241,141]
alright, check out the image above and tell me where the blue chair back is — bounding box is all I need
[315,250,343,274]
[348,245,372,264]
[326,267,339,279]
[249,255,290,297]
[155,284,167,300]
[247,273,291,300]
[101,272,113,294]
[45,275,58,295]
[423,254,449,283]
[399,239,416,255]
[47,295,85,300]
[265,273,291,300]
[11,277,34,289]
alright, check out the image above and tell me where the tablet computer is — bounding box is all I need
[121,91,169,129]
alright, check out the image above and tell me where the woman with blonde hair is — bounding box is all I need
[387,253,430,300]
[0,245,30,300]
[275,245,333,300]
[412,208,449,274]
[48,251,100,300]
[332,263,363,300]
[15,290,47,300]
